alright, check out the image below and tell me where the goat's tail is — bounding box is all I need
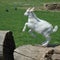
[53,25,58,32]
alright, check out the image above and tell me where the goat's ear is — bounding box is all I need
[30,7,35,12]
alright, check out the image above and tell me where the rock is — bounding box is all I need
[52,54,60,60]
[44,3,60,10]
[52,46,60,60]
[54,46,60,54]
[0,31,16,60]
[14,45,54,60]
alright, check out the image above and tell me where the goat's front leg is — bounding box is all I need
[22,22,28,32]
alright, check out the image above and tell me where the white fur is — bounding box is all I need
[22,8,58,46]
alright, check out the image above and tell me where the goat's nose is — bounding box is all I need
[24,13,26,16]
[24,13,27,16]
[24,13,28,16]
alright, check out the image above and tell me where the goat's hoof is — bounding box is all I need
[22,30,25,32]
[42,44,48,47]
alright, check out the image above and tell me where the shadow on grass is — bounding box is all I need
[47,44,60,47]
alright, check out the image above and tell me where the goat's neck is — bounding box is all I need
[28,12,40,22]
[28,12,36,19]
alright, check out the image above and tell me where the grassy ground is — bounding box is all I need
[0,0,60,47]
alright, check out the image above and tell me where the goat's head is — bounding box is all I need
[24,7,35,16]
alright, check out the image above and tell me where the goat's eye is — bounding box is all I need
[28,11,30,13]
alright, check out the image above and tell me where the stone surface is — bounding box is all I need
[14,45,55,60]
[54,46,60,54]
[44,3,60,10]
[52,54,60,60]
[0,31,16,60]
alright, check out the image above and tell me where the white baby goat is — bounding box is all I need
[22,7,58,46]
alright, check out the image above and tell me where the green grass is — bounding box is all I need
[0,0,60,47]
[0,0,60,8]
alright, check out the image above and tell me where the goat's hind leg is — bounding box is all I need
[41,27,52,46]
[42,35,51,46]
